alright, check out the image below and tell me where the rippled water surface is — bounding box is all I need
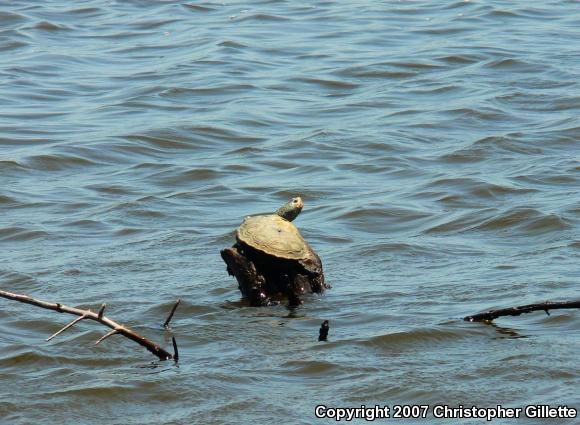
[1,1,579,424]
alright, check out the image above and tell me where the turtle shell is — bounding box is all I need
[236,215,311,260]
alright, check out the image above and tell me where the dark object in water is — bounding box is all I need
[318,320,329,341]
[464,299,580,322]
[163,299,181,329]
[220,197,328,307]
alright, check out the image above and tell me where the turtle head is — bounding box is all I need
[275,197,303,222]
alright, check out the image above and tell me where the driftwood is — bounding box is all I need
[0,289,178,361]
[221,246,327,307]
[221,247,270,306]
[464,299,580,322]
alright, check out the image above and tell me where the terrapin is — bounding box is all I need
[220,197,327,306]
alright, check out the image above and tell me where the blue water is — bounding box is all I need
[1,1,579,424]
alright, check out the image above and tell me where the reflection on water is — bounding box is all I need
[488,323,527,340]
[1,0,579,423]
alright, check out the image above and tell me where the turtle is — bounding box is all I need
[220,197,328,306]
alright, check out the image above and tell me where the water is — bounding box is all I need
[1,0,579,423]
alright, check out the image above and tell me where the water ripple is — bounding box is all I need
[1,0,579,422]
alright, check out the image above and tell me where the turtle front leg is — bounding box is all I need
[220,247,271,306]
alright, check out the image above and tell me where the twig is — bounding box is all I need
[172,336,179,363]
[98,304,106,319]
[464,299,580,322]
[46,315,87,342]
[0,289,173,361]
[95,329,118,345]
[163,299,181,329]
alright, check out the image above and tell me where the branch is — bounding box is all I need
[46,315,87,341]
[163,299,180,329]
[0,289,173,361]
[95,330,118,345]
[464,299,580,322]
[172,336,179,362]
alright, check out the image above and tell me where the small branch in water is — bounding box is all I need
[172,336,179,363]
[464,299,580,322]
[163,299,181,330]
[0,289,173,361]
[46,314,87,342]
[95,329,119,345]
[318,320,329,341]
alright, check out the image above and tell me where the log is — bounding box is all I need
[0,289,175,361]
[221,245,325,307]
[221,247,270,306]
[464,299,580,322]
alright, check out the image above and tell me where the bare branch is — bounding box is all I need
[95,330,118,345]
[163,299,181,329]
[172,336,179,363]
[0,289,173,361]
[464,299,580,322]
[46,314,87,342]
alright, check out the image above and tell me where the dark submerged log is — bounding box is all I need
[220,244,329,307]
[0,289,176,361]
[221,244,326,307]
[221,246,269,306]
[464,299,580,322]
